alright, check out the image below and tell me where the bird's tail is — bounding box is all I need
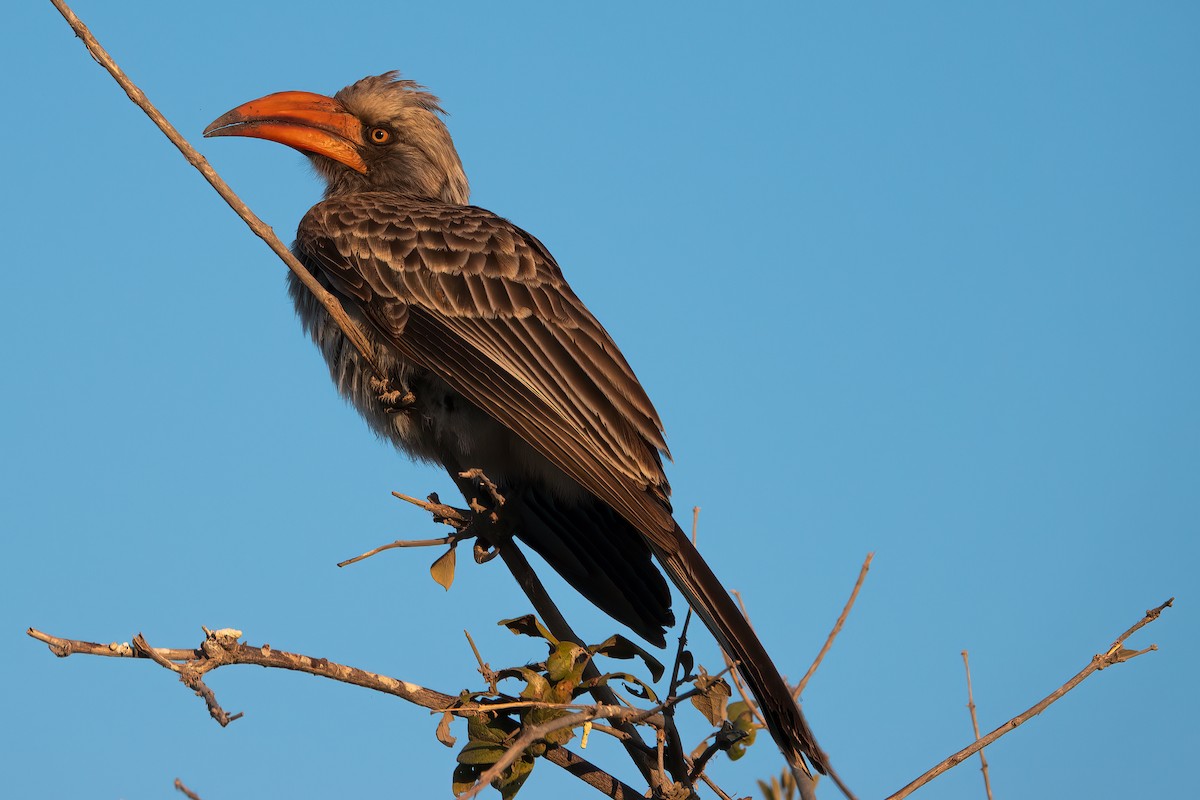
[649,525,829,778]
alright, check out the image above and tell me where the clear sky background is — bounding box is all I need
[3,3,1196,799]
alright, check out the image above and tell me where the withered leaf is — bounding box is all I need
[435,711,457,747]
[690,670,731,727]
[429,545,456,590]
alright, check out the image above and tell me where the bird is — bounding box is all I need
[204,72,827,778]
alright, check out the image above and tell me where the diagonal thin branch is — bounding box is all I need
[338,534,461,567]
[47,0,387,385]
[727,590,856,800]
[795,552,873,699]
[961,650,994,800]
[173,778,202,800]
[887,597,1174,800]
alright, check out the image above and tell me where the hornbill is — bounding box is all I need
[205,72,827,778]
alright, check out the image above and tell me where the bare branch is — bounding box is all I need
[961,650,994,800]
[887,598,1174,799]
[727,590,857,800]
[47,0,389,386]
[699,771,737,800]
[338,534,461,567]
[173,778,202,800]
[30,625,457,709]
[28,625,642,799]
[795,553,873,699]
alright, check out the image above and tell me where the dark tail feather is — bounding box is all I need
[511,491,675,647]
[650,524,829,777]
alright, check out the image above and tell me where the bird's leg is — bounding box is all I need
[369,375,415,414]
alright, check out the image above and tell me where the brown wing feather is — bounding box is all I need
[298,192,674,526]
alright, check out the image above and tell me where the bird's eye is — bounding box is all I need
[367,127,392,145]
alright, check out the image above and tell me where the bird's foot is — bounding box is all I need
[370,377,415,414]
[458,468,506,514]
[455,468,511,562]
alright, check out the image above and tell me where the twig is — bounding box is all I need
[795,552,873,699]
[338,534,460,567]
[722,590,772,727]
[657,505,701,786]
[458,704,631,800]
[887,598,1173,799]
[392,491,469,523]
[699,772,737,800]
[688,733,731,784]
[961,650,994,800]
[135,631,245,726]
[726,588,855,800]
[722,647,768,732]
[662,606,694,783]
[30,625,456,708]
[173,778,202,800]
[47,0,388,386]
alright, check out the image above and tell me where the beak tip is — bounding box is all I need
[202,112,238,138]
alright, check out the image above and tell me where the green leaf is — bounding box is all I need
[727,724,756,761]
[546,642,586,682]
[452,763,481,796]
[524,706,574,747]
[467,713,512,745]
[725,702,758,761]
[497,667,552,701]
[495,755,535,800]
[590,634,666,682]
[546,642,589,700]
[429,545,456,590]
[457,739,506,766]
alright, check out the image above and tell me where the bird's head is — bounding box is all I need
[204,72,469,204]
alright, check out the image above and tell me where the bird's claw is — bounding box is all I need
[459,468,505,511]
[370,377,415,414]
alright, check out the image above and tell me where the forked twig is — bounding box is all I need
[887,598,1173,799]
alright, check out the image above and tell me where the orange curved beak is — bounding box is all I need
[204,91,368,174]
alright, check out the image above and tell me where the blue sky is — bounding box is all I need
[4,2,1196,798]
